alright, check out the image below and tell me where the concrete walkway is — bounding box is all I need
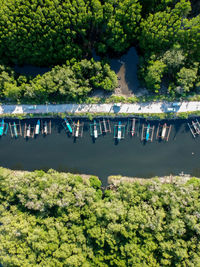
[0,101,199,115]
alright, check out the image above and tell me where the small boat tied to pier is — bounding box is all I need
[41,120,51,135]
[156,123,172,141]
[188,119,200,138]
[9,121,22,138]
[114,121,125,140]
[127,118,137,137]
[62,118,74,134]
[141,123,155,142]
[35,120,40,135]
[24,123,35,138]
[90,120,102,139]
[72,120,84,138]
[0,119,8,137]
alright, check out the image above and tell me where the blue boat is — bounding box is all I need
[146,124,150,141]
[0,119,4,136]
[64,118,73,133]
[0,119,7,136]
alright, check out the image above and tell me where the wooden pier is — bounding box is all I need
[72,120,84,138]
[156,123,172,141]
[9,121,22,138]
[141,123,155,142]
[24,123,35,138]
[99,118,111,133]
[127,118,137,136]
[90,120,102,139]
[188,119,200,138]
[114,121,125,140]
[41,120,51,135]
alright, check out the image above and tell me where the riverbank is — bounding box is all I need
[0,167,196,188]
[108,174,192,186]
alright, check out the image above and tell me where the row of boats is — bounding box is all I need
[0,119,51,138]
[1,117,200,141]
[63,118,172,142]
[0,118,173,141]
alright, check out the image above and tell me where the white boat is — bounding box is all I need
[94,120,98,138]
[117,121,122,140]
[75,120,80,137]
[161,123,167,140]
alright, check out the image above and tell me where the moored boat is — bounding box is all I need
[94,120,98,138]
[117,121,122,140]
[75,120,80,137]
[0,119,4,136]
[161,123,167,140]
[64,118,73,133]
[146,124,150,141]
[35,120,40,135]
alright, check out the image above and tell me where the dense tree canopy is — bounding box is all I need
[0,59,117,102]
[139,0,200,95]
[0,168,200,266]
[0,0,199,101]
[0,0,141,66]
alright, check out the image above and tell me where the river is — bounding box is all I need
[0,118,199,185]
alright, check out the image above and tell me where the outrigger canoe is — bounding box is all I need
[0,119,4,136]
[64,118,73,133]
[117,121,122,140]
[161,123,167,140]
[75,120,80,138]
[94,120,98,138]
[35,120,40,135]
[146,124,150,141]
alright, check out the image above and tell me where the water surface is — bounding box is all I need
[0,118,199,185]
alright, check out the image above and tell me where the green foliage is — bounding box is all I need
[144,60,167,92]
[176,65,199,92]
[0,168,200,266]
[139,0,199,96]
[0,60,117,103]
[0,0,141,66]
[161,46,186,74]
[0,0,198,103]
[89,176,101,189]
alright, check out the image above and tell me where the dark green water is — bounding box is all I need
[0,118,200,185]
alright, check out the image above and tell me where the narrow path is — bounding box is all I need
[0,101,199,115]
